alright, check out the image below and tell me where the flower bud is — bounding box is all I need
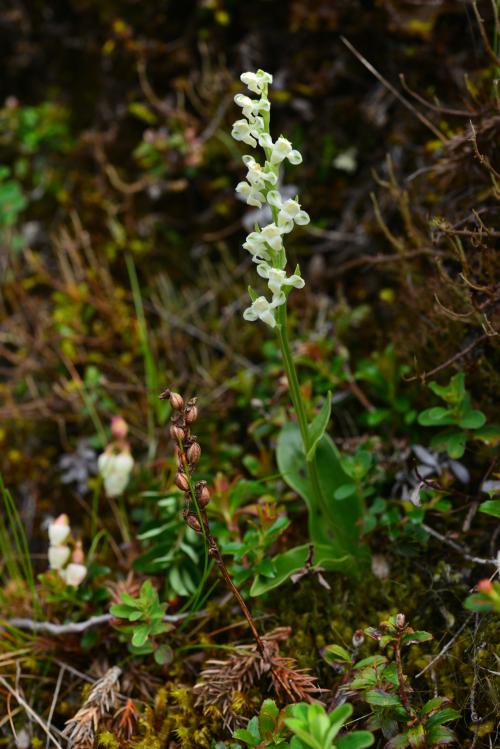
[352,630,364,648]
[476,579,494,594]
[185,513,201,533]
[175,472,190,492]
[169,392,184,411]
[111,415,128,440]
[196,481,210,507]
[170,424,185,442]
[187,442,201,465]
[395,613,406,629]
[72,540,85,565]
[48,514,71,546]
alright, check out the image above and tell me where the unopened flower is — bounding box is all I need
[98,450,134,498]
[48,514,71,546]
[48,544,71,570]
[111,415,128,440]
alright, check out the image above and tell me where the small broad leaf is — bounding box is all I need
[426,707,461,729]
[131,624,150,648]
[425,725,456,745]
[334,483,357,500]
[335,732,374,749]
[306,391,332,461]
[472,423,500,446]
[322,644,352,665]
[110,604,136,619]
[154,644,173,666]
[418,407,453,426]
[458,409,486,430]
[479,500,500,518]
[365,689,402,707]
[401,630,433,647]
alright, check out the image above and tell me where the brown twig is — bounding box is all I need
[341,37,446,142]
[405,333,490,382]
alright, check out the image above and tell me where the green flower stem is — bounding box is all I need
[275,304,328,527]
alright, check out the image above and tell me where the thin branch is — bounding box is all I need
[416,614,474,678]
[0,675,64,749]
[399,74,481,117]
[4,610,194,635]
[405,333,490,381]
[341,37,446,142]
[422,523,497,566]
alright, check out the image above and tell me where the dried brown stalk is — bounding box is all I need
[162,390,325,726]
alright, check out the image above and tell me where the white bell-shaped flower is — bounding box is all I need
[48,544,71,571]
[62,563,87,587]
[242,231,270,262]
[98,450,134,498]
[48,515,70,546]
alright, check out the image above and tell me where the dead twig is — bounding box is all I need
[341,37,446,142]
[405,333,490,382]
[0,675,64,749]
[416,614,474,678]
[422,523,497,566]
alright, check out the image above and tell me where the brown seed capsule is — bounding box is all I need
[169,391,184,411]
[185,405,198,423]
[185,513,201,533]
[170,424,185,442]
[196,481,210,507]
[187,442,201,465]
[175,472,190,492]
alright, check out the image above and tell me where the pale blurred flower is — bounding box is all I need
[48,544,71,570]
[48,514,70,546]
[98,450,134,498]
[62,563,87,587]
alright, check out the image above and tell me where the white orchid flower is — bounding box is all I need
[257,265,305,297]
[243,293,285,328]
[240,70,273,95]
[260,223,284,251]
[236,180,265,208]
[232,69,309,328]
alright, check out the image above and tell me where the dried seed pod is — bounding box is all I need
[175,472,190,492]
[169,392,184,411]
[185,513,202,533]
[187,442,201,465]
[170,424,185,442]
[185,400,198,423]
[196,482,210,507]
